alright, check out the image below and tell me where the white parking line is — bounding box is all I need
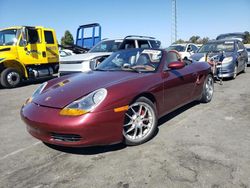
[0,141,41,161]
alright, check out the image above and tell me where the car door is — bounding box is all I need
[162,51,198,113]
[237,41,247,71]
[43,29,59,64]
[17,28,47,65]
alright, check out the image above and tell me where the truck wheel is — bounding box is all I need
[0,68,22,88]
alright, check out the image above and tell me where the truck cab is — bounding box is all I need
[0,26,59,88]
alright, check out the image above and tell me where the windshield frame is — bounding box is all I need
[0,29,21,46]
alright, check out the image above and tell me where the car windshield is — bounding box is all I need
[167,45,185,52]
[0,29,20,46]
[89,40,122,53]
[96,49,162,72]
[198,41,235,53]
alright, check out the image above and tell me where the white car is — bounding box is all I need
[167,43,199,60]
[59,39,123,76]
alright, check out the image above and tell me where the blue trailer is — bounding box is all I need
[75,23,101,49]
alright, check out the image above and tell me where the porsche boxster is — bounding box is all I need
[21,48,214,147]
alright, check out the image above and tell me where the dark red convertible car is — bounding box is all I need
[21,48,214,147]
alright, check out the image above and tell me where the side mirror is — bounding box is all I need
[21,27,28,47]
[168,61,185,70]
[237,49,243,54]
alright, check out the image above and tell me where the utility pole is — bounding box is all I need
[171,0,177,44]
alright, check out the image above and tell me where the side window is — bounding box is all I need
[191,45,198,52]
[44,31,54,44]
[28,29,39,44]
[149,40,161,48]
[238,42,244,50]
[138,40,150,48]
[119,40,135,49]
[166,51,179,64]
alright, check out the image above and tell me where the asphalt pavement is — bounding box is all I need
[0,71,250,188]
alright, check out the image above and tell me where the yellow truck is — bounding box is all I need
[0,26,59,88]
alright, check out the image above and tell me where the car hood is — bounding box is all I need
[60,52,112,62]
[190,52,233,61]
[32,71,144,109]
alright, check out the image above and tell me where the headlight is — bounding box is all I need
[60,88,107,116]
[222,57,233,64]
[24,82,47,105]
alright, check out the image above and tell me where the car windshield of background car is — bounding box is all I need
[167,45,185,52]
[0,29,20,46]
[96,49,162,72]
[198,42,234,53]
[89,40,122,53]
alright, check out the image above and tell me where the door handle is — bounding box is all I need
[42,51,46,57]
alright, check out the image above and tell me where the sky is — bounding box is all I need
[0,0,249,47]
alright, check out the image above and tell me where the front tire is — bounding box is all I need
[200,74,214,103]
[232,64,238,79]
[0,68,22,88]
[123,97,157,146]
[242,62,247,73]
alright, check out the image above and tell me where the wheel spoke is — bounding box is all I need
[125,113,133,120]
[133,127,138,138]
[138,126,143,138]
[124,121,133,127]
[131,106,137,115]
[138,105,143,115]
[126,125,135,134]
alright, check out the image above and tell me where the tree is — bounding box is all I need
[189,36,200,44]
[173,39,186,44]
[201,37,209,44]
[243,31,250,44]
[61,30,74,46]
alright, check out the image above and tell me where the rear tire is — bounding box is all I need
[0,68,22,88]
[200,74,214,103]
[123,97,157,146]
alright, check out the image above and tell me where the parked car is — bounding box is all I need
[21,48,213,147]
[190,39,248,79]
[59,35,161,76]
[247,48,250,65]
[167,43,199,60]
[244,44,250,65]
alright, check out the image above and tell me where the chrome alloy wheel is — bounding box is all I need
[123,102,155,142]
[7,71,20,86]
[205,76,214,102]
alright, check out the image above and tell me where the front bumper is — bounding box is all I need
[215,63,235,78]
[21,102,124,147]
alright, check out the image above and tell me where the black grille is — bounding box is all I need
[51,133,82,142]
